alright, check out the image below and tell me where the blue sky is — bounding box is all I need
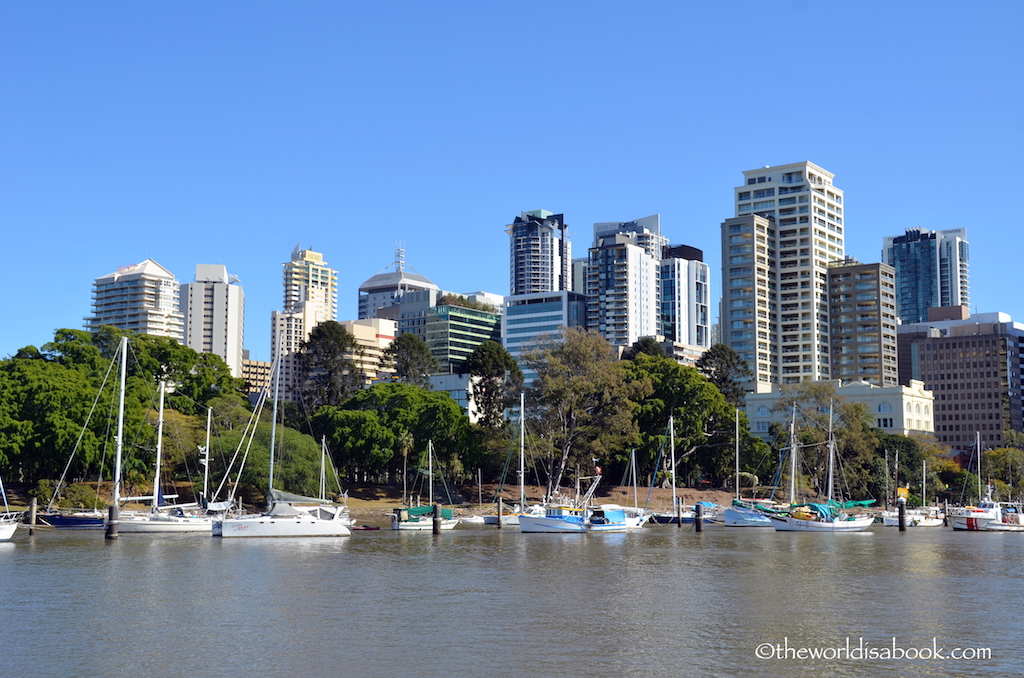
[2,2,1021,362]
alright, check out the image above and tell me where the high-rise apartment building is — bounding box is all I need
[722,162,845,387]
[827,259,898,386]
[283,245,337,321]
[358,248,439,320]
[272,246,339,401]
[86,259,184,341]
[882,228,969,324]
[507,210,571,295]
[586,215,665,348]
[181,264,245,377]
[660,244,711,349]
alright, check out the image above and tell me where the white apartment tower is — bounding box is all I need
[86,259,184,341]
[181,264,245,378]
[507,210,571,295]
[586,215,665,347]
[272,245,339,401]
[722,162,846,386]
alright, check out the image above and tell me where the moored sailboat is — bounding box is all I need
[214,335,350,538]
[769,404,873,533]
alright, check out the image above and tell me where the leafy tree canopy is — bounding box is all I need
[381,332,439,389]
[522,328,649,500]
[695,343,752,407]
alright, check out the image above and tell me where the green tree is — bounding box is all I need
[310,382,469,482]
[772,381,879,501]
[624,353,747,488]
[298,321,364,413]
[695,343,752,407]
[381,332,439,389]
[463,340,523,430]
[623,336,665,360]
[522,328,649,500]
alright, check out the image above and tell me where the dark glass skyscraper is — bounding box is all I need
[882,228,969,324]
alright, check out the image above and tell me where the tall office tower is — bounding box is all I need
[507,210,571,295]
[723,162,846,387]
[503,290,588,384]
[897,308,1023,448]
[827,259,898,387]
[586,215,665,347]
[660,244,711,349]
[272,246,339,401]
[882,228,970,324]
[358,247,439,320]
[86,259,184,341]
[181,264,245,377]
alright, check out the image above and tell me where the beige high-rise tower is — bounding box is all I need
[721,162,846,388]
[271,245,338,400]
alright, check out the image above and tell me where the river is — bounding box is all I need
[1,521,1018,678]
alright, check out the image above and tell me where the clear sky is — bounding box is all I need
[2,2,1021,362]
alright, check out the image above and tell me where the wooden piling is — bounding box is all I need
[676,499,682,529]
[496,498,503,530]
[432,503,441,535]
[28,497,36,536]
[897,496,907,532]
[695,503,704,533]
[943,500,949,527]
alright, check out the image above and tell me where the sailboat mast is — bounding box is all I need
[428,440,434,506]
[788,405,796,505]
[826,400,835,506]
[113,336,128,507]
[520,392,526,510]
[153,380,165,508]
[202,406,212,504]
[268,331,283,509]
[669,415,677,511]
[735,409,740,502]
[977,431,982,502]
[631,450,638,511]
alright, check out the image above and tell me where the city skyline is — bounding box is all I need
[2,3,1021,361]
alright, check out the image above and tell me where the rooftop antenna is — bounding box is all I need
[395,241,406,273]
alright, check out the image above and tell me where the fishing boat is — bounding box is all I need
[518,472,627,533]
[213,335,350,539]
[390,441,459,531]
[769,404,873,533]
[948,434,1003,532]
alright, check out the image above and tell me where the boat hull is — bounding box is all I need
[723,507,773,527]
[215,515,352,537]
[517,515,587,533]
[390,517,459,531]
[37,512,105,529]
[0,519,18,540]
[118,515,214,533]
[770,514,874,532]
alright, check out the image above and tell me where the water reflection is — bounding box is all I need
[0,525,1020,677]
